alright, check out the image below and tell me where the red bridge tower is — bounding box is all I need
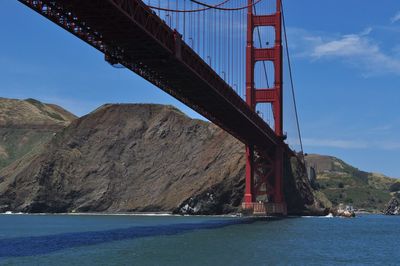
[242,0,287,215]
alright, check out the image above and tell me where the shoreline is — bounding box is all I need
[0,211,244,218]
[0,211,386,218]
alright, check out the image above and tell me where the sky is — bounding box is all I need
[0,1,399,177]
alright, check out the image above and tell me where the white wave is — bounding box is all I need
[1,211,25,215]
[300,214,334,218]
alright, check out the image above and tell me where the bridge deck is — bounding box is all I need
[19,0,281,149]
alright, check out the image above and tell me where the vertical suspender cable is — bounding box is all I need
[197,5,200,52]
[176,0,179,29]
[203,9,205,58]
[219,9,221,74]
[183,0,186,40]
[214,9,216,68]
[227,9,230,85]
[231,4,234,89]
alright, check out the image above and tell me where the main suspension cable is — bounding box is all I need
[147,0,231,13]
[191,0,263,11]
[147,0,263,12]
[281,0,304,155]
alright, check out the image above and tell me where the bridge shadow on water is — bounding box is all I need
[0,216,280,258]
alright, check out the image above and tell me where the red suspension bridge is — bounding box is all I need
[18,0,304,216]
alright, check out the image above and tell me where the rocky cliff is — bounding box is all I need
[383,192,400,215]
[383,197,400,215]
[0,103,321,215]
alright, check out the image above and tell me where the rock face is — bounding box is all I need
[0,103,320,215]
[0,98,76,171]
[284,155,328,216]
[383,196,400,215]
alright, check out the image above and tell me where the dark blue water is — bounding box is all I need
[0,214,398,265]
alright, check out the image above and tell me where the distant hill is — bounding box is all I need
[0,98,76,171]
[305,154,397,212]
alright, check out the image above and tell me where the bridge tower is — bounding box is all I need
[242,0,287,215]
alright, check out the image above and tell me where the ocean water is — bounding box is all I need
[0,214,399,265]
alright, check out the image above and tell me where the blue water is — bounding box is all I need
[0,214,398,265]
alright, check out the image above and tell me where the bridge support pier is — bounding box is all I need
[241,145,287,217]
[274,145,284,204]
[244,146,254,204]
[242,0,287,216]
[242,202,287,216]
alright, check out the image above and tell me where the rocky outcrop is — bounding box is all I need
[330,204,356,218]
[383,196,400,215]
[0,103,321,215]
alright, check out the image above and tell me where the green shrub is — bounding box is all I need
[389,182,400,192]
[345,198,353,204]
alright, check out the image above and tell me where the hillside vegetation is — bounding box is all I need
[305,154,397,212]
[0,98,76,171]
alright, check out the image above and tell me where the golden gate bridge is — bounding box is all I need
[18,0,304,216]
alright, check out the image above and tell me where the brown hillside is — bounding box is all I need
[0,104,319,214]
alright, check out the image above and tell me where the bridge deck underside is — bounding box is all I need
[19,0,281,150]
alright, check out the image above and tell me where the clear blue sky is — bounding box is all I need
[0,1,399,177]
